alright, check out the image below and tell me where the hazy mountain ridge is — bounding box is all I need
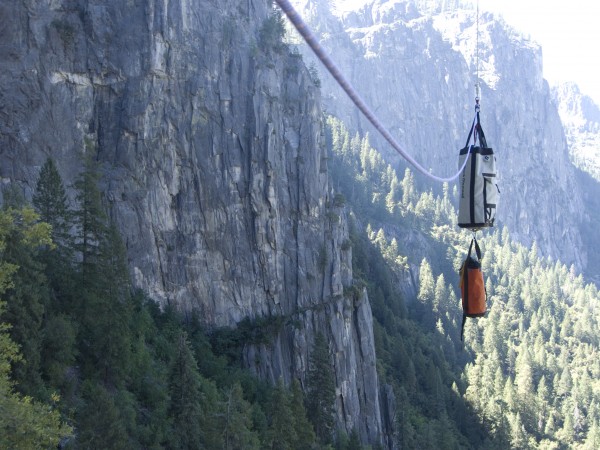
[289,0,587,272]
[553,83,600,181]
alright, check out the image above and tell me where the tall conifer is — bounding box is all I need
[306,332,336,444]
[168,332,204,449]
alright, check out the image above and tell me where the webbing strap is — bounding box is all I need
[468,237,482,261]
[476,112,488,148]
[464,115,477,149]
[463,111,488,150]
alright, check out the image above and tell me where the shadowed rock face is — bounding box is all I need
[0,0,384,444]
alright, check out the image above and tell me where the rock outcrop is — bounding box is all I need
[553,82,600,181]
[0,0,383,444]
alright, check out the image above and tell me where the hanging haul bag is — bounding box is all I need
[458,112,498,229]
[460,237,486,340]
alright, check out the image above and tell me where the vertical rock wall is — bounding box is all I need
[0,0,383,444]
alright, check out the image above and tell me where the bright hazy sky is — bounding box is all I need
[333,0,600,105]
[479,0,600,104]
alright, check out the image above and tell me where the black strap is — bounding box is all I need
[461,314,466,341]
[464,112,489,150]
[464,115,477,148]
[475,111,488,148]
[469,148,476,223]
[467,237,482,261]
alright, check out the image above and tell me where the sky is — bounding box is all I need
[333,0,600,105]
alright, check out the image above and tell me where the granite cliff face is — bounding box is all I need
[0,0,382,443]
[553,83,600,181]
[291,0,586,269]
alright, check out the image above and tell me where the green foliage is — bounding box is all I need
[327,113,600,449]
[309,63,322,87]
[76,381,129,449]
[0,380,72,450]
[222,382,261,449]
[0,208,72,448]
[306,332,336,444]
[1,164,337,449]
[10,112,600,449]
[33,158,72,247]
[0,207,54,398]
[73,160,133,386]
[258,10,287,54]
[210,315,286,365]
[267,378,297,449]
[74,153,107,280]
[290,378,317,447]
[167,332,207,449]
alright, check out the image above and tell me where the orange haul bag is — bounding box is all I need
[460,237,486,341]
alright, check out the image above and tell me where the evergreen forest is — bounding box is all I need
[0,156,341,449]
[326,116,600,449]
[2,117,600,449]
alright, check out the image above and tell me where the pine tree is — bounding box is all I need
[0,207,53,397]
[73,152,107,285]
[306,332,336,445]
[289,379,316,448]
[1,234,47,396]
[536,375,549,434]
[223,382,260,450]
[584,419,600,450]
[33,159,78,393]
[0,313,72,448]
[40,313,77,395]
[347,428,362,450]
[559,401,575,444]
[386,175,401,213]
[509,412,528,449]
[71,156,133,385]
[433,273,447,317]
[422,359,445,418]
[167,332,204,449]
[124,293,170,448]
[544,413,556,437]
[0,208,71,447]
[417,258,435,328]
[76,381,129,449]
[401,168,416,208]
[78,227,132,384]
[267,378,296,449]
[395,387,417,449]
[515,346,533,399]
[33,158,72,251]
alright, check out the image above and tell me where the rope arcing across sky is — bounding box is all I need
[274,0,472,183]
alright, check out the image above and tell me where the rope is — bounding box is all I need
[273,0,470,183]
[475,0,481,107]
[476,0,479,88]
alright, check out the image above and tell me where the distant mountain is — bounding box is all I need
[553,82,600,181]
[289,0,588,271]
